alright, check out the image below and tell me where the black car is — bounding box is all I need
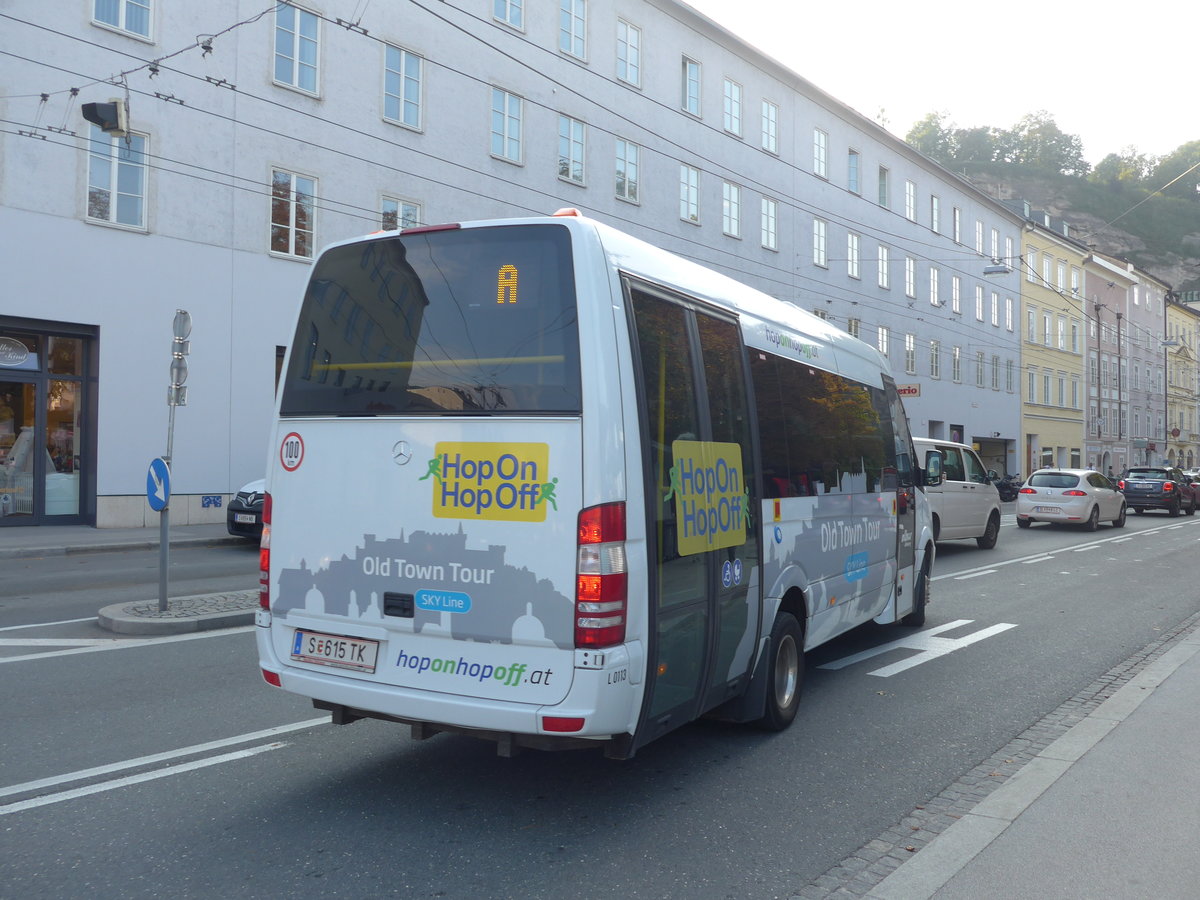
[1117,466,1197,516]
[226,478,265,537]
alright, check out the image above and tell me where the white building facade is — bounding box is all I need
[0,0,1023,527]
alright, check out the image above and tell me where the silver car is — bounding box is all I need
[1016,468,1127,531]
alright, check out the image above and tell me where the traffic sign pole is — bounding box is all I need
[154,310,192,612]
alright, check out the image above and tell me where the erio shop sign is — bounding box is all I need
[896,384,920,398]
[0,336,30,368]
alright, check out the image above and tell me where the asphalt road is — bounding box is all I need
[2,513,1198,899]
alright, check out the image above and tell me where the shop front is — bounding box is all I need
[0,317,97,526]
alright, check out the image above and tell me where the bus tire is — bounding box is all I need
[902,555,929,627]
[758,612,803,731]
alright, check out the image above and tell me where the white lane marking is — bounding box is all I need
[934,519,1199,582]
[0,638,115,647]
[1022,556,1054,564]
[954,570,996,580]
[0,625,254,664]
[0,744,286,816]
[1072,545,1099,552]
[0,717,329,800]
[819,620,1018,677]
[0,617,97,632]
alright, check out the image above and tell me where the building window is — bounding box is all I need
[682,57,701,115]
[491,88,522,162]
[1006,359,1015,392]
[952,346,962,383]
[722,182,741,237]
[847,149,860,194]
[813,308,828,321]
[877,326,890,357]
[904,180,916,221]
[274,4,319,94]
[930,267,940,306]
[877,246,890,289]
[761,100,778,153]
[615,139,639,202]
[1027,309,1036,342]
[616,19,640,85]
[1005,297,1014,331]
[1043,372,1052,405]
[877,166,890,207]
[94,0,150,37]
[952,207,961,243]
[905,257,916,298]
[992,355,1001,390]
[930,340,941,378]
[494,0,523,28]
[951,276,961,314]
[761,197,777,250]
[813,218,827,267]
[381,196,421,231]
[975,220,984,254]
[847,318,861,339]
[1026,247,1039,282]
[976,351,986,387]
[1071,319,1080,352]
[559,0,586,58]
[679,164,699,222]
[1043,313,1052,346]
[1058,316,1067,350]
[847,233,860,278]
[270,169,316,258]
[557,115,586,183]
[905,334,916,374]
[813,128,828,178]
[384,45,422,129]
[1027,368,1036,402]
[991,228,1000,261]
[86,125,147,228]
[723,79,742,135]
[991,292,999,327]
[930,195,940,233]
[975,285,984,321]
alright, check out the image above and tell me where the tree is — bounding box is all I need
[906,112,955,165]
[1090,147,1155,186]
[1149,141,1200,202]
[1007,112,1090,177]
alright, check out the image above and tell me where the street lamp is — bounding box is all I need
[1162,338,1180,465]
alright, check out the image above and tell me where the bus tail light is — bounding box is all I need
[575,502,627,648]
[258,492,272,610]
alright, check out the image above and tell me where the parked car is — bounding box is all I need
[1117,466,1197,517]
[226,477,265,538]
[912,437,1002,548]
[1016,469,1127,530]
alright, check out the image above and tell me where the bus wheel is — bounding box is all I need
[902,556,929,627]
[758,612,803,731]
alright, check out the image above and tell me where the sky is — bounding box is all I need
[685,0,1195,166]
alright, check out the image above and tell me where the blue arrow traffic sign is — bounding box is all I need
[147,457,171,511]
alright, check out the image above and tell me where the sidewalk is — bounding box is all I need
[861,617,1200,899]
[1,522,258,634]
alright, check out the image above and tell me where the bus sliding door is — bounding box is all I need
[626,280,761,750]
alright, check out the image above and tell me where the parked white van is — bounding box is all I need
[912,438,1002,549]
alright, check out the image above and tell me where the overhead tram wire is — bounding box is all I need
[2,14,1031,355]
[2,5,1018,290]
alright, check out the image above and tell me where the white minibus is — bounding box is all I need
[256,212,937,758]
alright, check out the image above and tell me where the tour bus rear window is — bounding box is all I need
[279,224,582,416]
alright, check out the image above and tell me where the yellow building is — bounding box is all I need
[1164,298,1200,468]
[1021,221,1088,475]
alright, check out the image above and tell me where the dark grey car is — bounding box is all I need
[1118,467,1197,516]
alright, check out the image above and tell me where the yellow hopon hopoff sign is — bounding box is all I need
[425,442,554,521]
[666,440,747,555]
